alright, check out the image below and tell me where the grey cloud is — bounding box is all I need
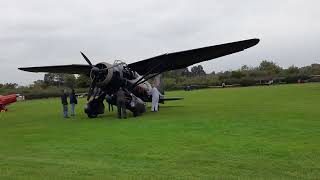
[0,0,319,85]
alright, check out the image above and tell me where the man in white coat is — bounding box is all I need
[150,86,163,112]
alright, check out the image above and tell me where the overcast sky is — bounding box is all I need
[1,0,319,85]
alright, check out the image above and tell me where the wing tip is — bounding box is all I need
[18,67,36,73]
[240,38,260,50]
[249,38,260,46]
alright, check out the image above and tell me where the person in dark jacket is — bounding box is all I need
[106,94,114,112]
[69,89,78,116]
[61,89,69,118]
[116,87,126,119]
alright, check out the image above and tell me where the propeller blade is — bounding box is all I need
[80,51,93,66]
[87,76,96,101]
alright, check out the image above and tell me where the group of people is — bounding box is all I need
[61,89,78,118]
[61,86,163,119]
[114,86,163,119]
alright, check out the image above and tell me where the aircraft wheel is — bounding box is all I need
[133,111,138,117]
[87,113,97,118]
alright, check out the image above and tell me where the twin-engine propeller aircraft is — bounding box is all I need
[19,38,259,118]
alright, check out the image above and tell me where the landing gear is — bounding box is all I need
[127,94,146,117]
[87,113,98,118]
[84,98,105,118]
[0,105,7,112]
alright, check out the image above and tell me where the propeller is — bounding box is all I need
[80,52,106,79]
[80,52,125,103]
[80,52,104,100]
[80,52,131,101]
[81,51,125,72]
[80,51,93,66]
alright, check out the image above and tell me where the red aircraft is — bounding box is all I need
[0,94,17,112]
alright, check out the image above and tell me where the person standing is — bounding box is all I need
[69,89,78,116]
[151,86,163,112]
[61,89,69,118]
[116,87,127,119]
[106,94,114,112]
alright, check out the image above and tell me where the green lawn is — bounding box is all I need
[0,84,320,179]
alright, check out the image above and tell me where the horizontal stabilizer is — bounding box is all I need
[159,97,184,103]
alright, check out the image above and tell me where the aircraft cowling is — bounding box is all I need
[91,62,136,91]
[90,62,114,87]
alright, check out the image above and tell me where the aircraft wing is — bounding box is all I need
[0,94,17,106]
[18,64,92,75]
[128,38,259,75]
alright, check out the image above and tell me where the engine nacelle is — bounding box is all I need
[90,62,114,87]
[91,62,138,92]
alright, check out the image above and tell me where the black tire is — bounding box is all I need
[133,111,138,117]
[87,113,98,118]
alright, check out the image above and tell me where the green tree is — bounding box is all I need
[44,73,55,86]
[32,80,48,89]
[76,74,91,88]
[231,71,244,79]
[63,74,76,88]
[2,83,18,89]
[259,60,282,75]
[191,65,206,76]
[241,65,249,71]
[54,74,64,87]
[286,65,300,75]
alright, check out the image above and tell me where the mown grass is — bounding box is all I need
[0,84,320,179]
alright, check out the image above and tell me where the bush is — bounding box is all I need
[308,77,320,83]
[239,78,257,86]
[24,89,62,100]
[284,75,310,84]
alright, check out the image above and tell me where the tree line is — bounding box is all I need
[163,61,320,90]
[1,60,320,98]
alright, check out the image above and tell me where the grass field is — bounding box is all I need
[0,84,320,179]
